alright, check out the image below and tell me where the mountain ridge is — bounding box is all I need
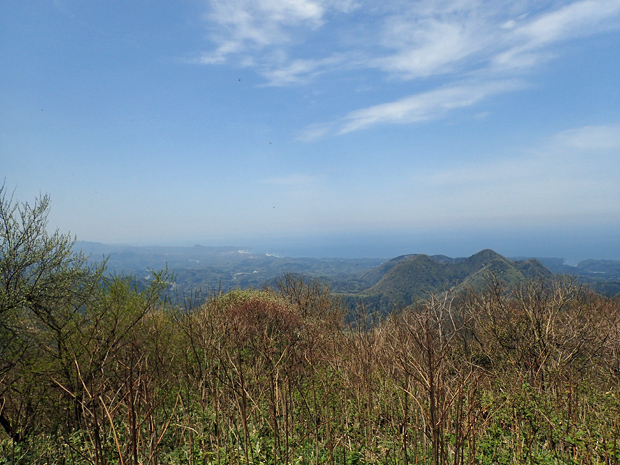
[75,242,620,306]
[333,249,554,311]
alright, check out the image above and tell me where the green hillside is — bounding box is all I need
[336,249,554,312]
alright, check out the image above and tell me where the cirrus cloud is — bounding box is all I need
[196,0,620,134]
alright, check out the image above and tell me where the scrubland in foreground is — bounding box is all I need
[2,275,620,465]
[2,188,620,464]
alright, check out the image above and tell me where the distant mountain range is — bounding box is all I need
[75,241,384,296]
[518,257,620,297]
[76,241,620,311]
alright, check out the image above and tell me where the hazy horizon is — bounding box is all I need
[3,1,619,258]
[77,223,620,264]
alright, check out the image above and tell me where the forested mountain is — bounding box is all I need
[77,242,620,313]
[331,249,554,312]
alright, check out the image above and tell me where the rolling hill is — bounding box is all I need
[333,249,554,312]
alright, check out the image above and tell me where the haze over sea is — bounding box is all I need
[167,225,618,263]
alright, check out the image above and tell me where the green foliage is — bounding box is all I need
[0,186,104,366]
[3,189,620,464]
[0,185,107,443]
[343,250,554,314]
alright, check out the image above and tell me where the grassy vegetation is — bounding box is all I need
[2,189,620,464]
[2,274,620,464]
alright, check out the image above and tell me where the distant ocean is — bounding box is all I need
[235,226,620,262]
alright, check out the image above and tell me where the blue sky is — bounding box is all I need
[2,0,620,260]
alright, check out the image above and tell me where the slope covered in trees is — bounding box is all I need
[2,188,620,464]
[332,249,554,312]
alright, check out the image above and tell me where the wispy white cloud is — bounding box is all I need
[297,122,334,141]
[552,124,620,151]
[364,0,502,80]
[196,0,620,133]
[426,124,620,185]
[307,80,521,136]
[370,19,484,79]
[260,54,346,86]
[296,79,523,139]
[409,124,620,223]
[493,0,620,70]
[198,0,355,65]
[288,124,620,232]
[198,0,620,75]
[372,0,620,76]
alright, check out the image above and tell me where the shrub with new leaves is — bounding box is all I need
[0,184,105,442]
